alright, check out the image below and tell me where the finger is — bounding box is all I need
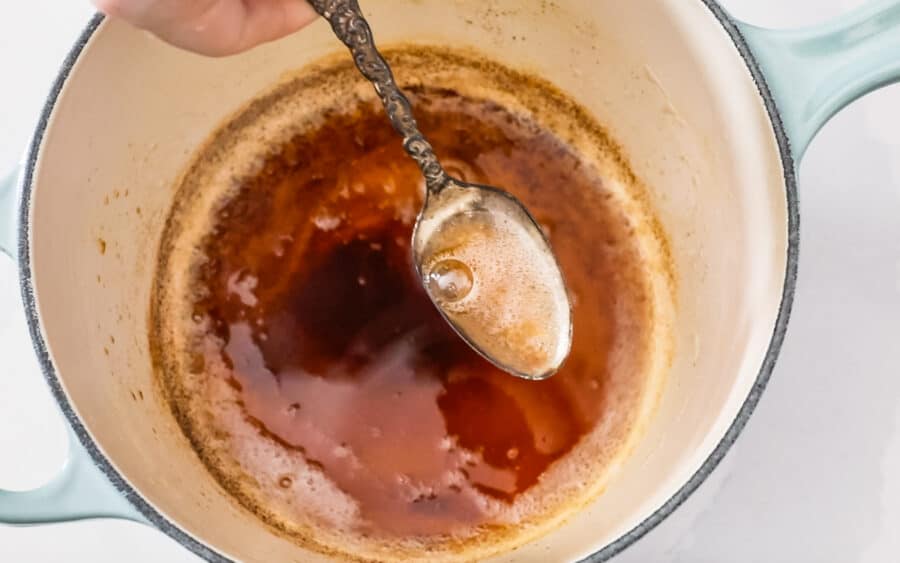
[234,0,319,52]
[93,0,319,56]
[94,0,215,28]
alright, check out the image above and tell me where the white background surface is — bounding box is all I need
[1,0,898,561]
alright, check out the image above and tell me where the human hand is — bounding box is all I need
[92,0,318,57]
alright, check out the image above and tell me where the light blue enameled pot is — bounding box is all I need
[0,1,899,561]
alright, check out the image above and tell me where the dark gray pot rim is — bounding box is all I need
[15,3,798,561]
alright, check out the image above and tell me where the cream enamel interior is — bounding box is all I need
[26,1,787,561]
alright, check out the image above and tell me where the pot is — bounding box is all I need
[1,1,898,561]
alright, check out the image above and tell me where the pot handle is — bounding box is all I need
[0,168,144,524]
[0,429,145,524]
[0,168,18,259]
[736,0,900,160]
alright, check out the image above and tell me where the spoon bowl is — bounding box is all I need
[413,178,573,380]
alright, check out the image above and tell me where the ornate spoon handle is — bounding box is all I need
[307,0,449,191]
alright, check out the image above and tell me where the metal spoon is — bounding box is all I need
[308,0,572,380]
